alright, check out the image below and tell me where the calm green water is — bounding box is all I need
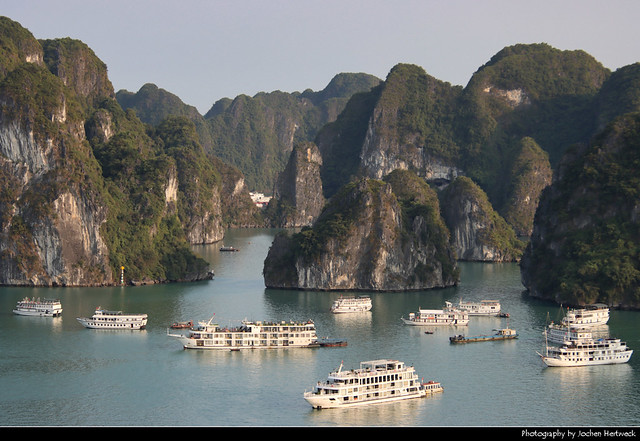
[0,228,638,427]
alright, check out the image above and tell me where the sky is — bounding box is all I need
[3,0,640,114]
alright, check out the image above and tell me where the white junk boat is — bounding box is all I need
[304,359,442,409]
[401,301,469,326]
[77,307,148,329]
[456,299,501,316]
[169,316,319,350]
[330,296,372,313]
[537,331,633,367]
[562,304,609,327]
[13,297,62,317]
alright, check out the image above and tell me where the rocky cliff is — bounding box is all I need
[440,177,525,262]
[266,141,325,227]
[263,172,458,291]
[521,112,640,308]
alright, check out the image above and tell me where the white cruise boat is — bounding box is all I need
[304,359,442,409]
[401,301,469,326]
[330,296,372,313]
[169,316,319,350]
[77,307,148,329]
[562,304,609,327]
[456,299,501,316]
[546,323,594,345]
[13,297,62,317]
[538,332,633,367]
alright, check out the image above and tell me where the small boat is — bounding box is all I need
[13,297,62,317]
[304,359,442,409]
[401,301,469,326]
[220,246,239,252]
[449,328,518,343]
[424,331,434,335]
[77,307,148,330]
[330,295,372,313]
[318,338,348,347]
[170,320,193,329]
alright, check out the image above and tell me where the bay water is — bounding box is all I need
[0,228,638,427]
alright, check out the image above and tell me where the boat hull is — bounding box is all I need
[450,334,517,343]
[539,349,633,367]
[77,317,147,330]
[401,317,469,326]
[304,390,428,409]
[13,309,62,317]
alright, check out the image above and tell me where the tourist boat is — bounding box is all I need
[537,332,633,367]
[449,327,518,343]
[170,320,193,329]
[401,301,469,326]
[456,299,502,316]
[77,307,148,329]
[169,315,319,350]
[13,297,63,317]
[562,304,610,327]
[330,295,372,313]
[546,323,594,345]
[303,359,442,409]
[219,246,239,252]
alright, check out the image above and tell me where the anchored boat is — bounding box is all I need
[449,328,518,343]
[169,315,319,350]
[13,297,62,317]
[537,329,632,367]
[304,359,442,409]
[456,299,502,316]
[401,301,469,326]
[77,307,148,329]
[330,296,372,313]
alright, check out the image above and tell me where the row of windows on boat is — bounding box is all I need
[331,373,412,385]
[192,333,313,339]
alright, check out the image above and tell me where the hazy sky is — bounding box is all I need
[3,0,640,113]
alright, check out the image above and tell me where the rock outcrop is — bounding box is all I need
[267,141,325,227]
[439,177,525,262]
[263,173,458,291]
[521,113,640,308]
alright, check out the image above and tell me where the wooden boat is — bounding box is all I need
[170,320,193,329]
[449,328,518,343]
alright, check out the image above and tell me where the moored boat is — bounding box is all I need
[562,304,609,327]
[401,301,469,326]
[304,359,442,409]
[456,299,502,316]
[330,295,372,314]
[13,297,62,317]
[77,307,148,330]
[449,328,518,343]
[546,323,594,345]
[537,331,633,367]
[169,315,319,350]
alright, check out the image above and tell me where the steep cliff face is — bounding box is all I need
[0,26,113,285]
[359,64,463,182]
[0,18,217,286]
[440,177,525,262]
[264,175,458,291]
[267,141,325,227]
[501,137,553,236]
[521,113,640,308]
